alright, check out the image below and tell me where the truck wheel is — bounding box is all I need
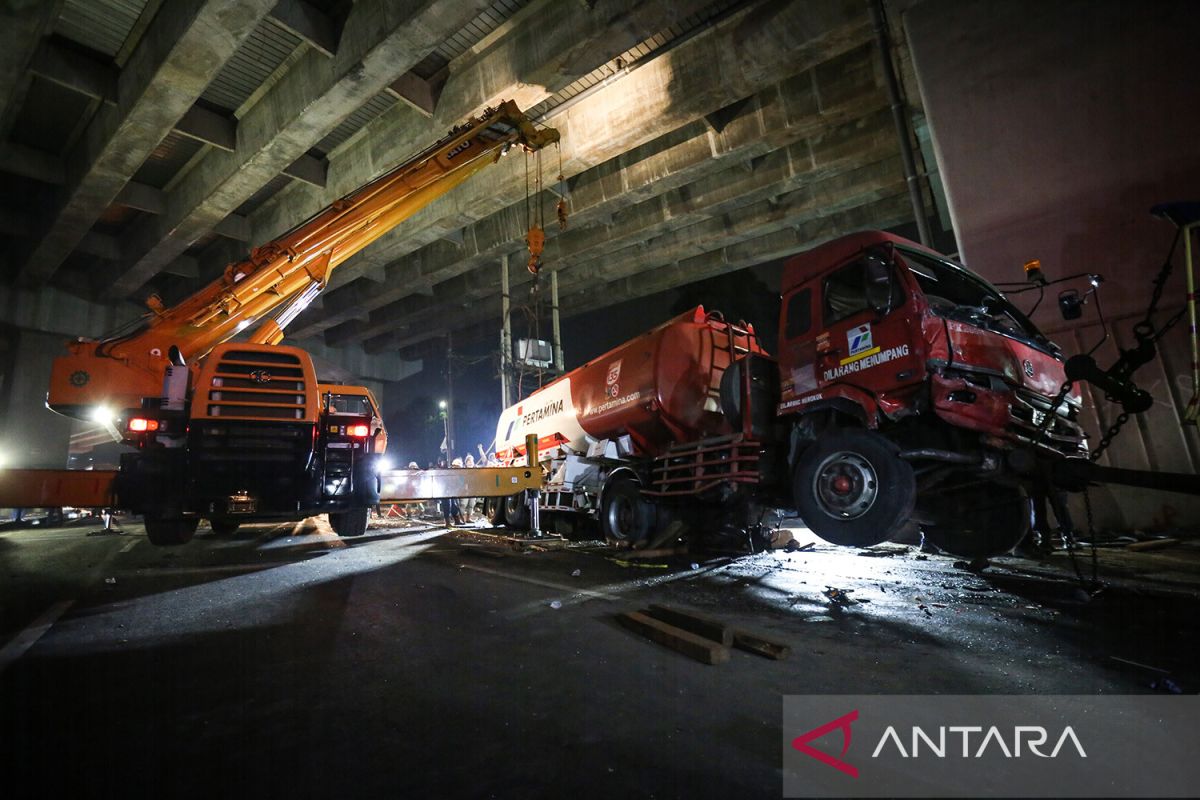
[329,507,368,537]
[921,484,1031,558]
[503,491,529,529]
[484,497,506,526]
[209,519,239,536]
[144,515,199,546]
[793,429,915,548]
[600,478,652,546]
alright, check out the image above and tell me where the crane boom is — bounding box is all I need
[49,100,558,420]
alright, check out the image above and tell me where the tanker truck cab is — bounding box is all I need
[777,231,1085,557]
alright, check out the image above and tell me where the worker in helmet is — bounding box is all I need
[440,458,465,525]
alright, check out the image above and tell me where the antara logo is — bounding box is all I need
[792,711,1086,778]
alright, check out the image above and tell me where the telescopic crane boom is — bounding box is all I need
[49,100,558,420]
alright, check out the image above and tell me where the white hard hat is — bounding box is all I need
[451,457,463,468]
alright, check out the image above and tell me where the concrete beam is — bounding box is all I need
[77,231,121,260]
[397,192,916,359]
[282,153,327,188]
[295,40,888,340]
[331,108,899,347]
[0,142,65,184]
[174,104,236,151]
[376,158,910,352]
[386,68,447,117]
[13,0,278,287]
[268,0,342,58]
[212,214,252,242]
[115,181,166,214]
[241,0,727,314]
[0,0,63,138]
[28,39,119,105]
[100,0,498,301]
[283,0,874,339]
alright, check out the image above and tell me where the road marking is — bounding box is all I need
[120,538,137,553]
[458,563,622,601]
[0,599,74,675]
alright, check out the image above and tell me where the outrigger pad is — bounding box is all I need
[1150,201,1200,227]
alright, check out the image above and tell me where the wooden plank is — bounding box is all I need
[732,629,791,660]
[617,611,730,665]
[646,603,733,646]
[1125,538,1180,552]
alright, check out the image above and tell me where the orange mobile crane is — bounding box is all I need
[7,101,555,545]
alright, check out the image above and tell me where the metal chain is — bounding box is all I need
[1090,411,1130,461]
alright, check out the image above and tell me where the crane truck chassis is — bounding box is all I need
[490,231,1200,557]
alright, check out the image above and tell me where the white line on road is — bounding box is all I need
[0,600,74,675]
[120,538,137,553]
[458,563,622,601]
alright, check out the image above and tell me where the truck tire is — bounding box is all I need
[793,428,915,548]
[503,491,529,529]
[209,519,240,536]
[484,497,506,526]
[600,477,653,546]
[329,507,369,537]
[921,484,1031,558]
[144,514,199,546]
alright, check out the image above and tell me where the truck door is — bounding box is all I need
[815,250,921,396]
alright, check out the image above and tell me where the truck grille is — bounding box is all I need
[191,421,314,464]
[1008,389,1088,457]
[207,350,307,419]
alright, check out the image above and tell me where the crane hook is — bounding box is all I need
[526,225,545,275]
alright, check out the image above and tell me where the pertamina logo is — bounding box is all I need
[606,359,622,398]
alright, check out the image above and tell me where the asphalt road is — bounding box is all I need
[1,517,1196,798]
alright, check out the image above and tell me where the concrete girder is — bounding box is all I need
[330,105,900,348]
[374,156,910,352]
[306,42,892,344]
[13,0,278,287]
[0,0,63,139]
[252,0,872,334]
[396,191,916,360]
[137,0,715,305]
[99,0,499,301]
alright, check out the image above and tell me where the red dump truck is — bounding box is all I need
[489,231,1108,557]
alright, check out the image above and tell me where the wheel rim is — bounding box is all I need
[811,450,878,520]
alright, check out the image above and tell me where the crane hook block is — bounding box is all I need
[526,225,545,275]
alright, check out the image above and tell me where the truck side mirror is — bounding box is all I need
[864,254,894,315]
[1058,289,1083,320]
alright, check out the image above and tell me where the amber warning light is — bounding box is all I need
[347,424,370,438]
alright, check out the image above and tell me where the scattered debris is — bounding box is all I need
[1126,538,1180,552]
[823,587,856,606]
[1109,655,1170,674]
[104,577,116,585]
[617,610,730,665]
[570,569,581,577]
[608,559,669,569]
[1150,677,1182,694]
[914,554,928,560]
[785,540,815,553]
[857,548,900,557]
[549,600,562,610]
[623,547,688,559]
[732,629,791,660]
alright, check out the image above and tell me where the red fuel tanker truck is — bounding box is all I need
[489,230,1185,557]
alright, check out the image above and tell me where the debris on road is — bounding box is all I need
[732,629,791,660]
[646,604,733,645]
[823,587,856,606]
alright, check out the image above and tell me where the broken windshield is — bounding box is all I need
[898,248,1055,353]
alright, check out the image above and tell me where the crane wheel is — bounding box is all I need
[329,507,369,537]
[144,514,199,546]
